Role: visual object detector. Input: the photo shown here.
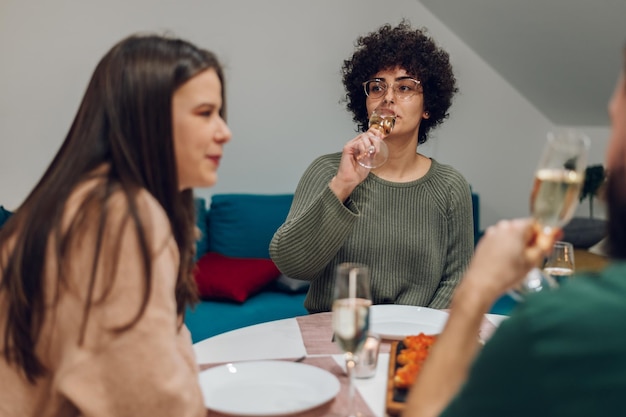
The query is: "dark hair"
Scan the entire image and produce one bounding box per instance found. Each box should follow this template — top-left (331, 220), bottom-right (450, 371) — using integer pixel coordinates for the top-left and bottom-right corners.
top-left (341, 20), bottom-right (458, 145)
top-left (0, 34), bottom-right (225, 382)
top-left (607, 46), bottom-right (626, 259)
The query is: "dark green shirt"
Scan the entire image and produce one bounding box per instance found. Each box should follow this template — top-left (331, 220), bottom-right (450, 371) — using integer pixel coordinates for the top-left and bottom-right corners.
top-left (442, 262), bottom-right (626, 416)
top-left (269, 154), bottom-right (474, 313)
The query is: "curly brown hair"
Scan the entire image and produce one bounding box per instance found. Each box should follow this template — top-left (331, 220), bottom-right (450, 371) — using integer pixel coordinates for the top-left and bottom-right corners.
top-left (341, 20), bottom-right (458, 144)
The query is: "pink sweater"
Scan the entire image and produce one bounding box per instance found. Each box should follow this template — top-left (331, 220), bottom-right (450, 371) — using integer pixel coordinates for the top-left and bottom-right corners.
top-left (0, 179), bottom-right (206, 417)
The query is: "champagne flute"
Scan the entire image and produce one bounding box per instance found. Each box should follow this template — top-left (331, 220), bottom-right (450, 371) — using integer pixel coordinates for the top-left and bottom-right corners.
top-left (355, 107), bottom-right (395, 169)
top-left (543, 241), bottom-right (575, 285)
top-left (509, 130), bottom-right (590, 300)
top-left (332, 263), bottom-right (372, 417)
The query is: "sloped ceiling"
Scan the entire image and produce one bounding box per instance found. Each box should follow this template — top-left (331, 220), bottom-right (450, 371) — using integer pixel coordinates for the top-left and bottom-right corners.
top-left (419, 0), bottom-right (626, 126)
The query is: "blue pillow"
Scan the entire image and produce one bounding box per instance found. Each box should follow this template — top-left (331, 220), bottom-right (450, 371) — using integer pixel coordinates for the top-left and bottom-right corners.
top-left (0, 206), bottom-right (13, 229)
top-left (471, 190), bottom-right (481, 245)
top-left (489, 293), bottom-right (518, 315)
top-left (194, 198), bottom-right (209, 261)
top-left (207, 194), bottom-right (293, 259)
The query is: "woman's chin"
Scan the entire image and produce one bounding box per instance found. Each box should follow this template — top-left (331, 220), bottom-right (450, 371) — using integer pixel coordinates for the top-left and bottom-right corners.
top-left (178, 173), bottom-right (217, 191)
top-left (199, 172), bottom-right (218, 189)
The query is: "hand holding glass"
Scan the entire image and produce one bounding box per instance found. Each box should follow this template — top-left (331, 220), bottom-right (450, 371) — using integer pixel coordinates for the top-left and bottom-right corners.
top-left (354, 107), bottom-right (395, 169)
top-left (509, 130), bottom-right (589, 300)
top-left (356, 77), bottom-right (422, 169)
top-left (332, 263), bottom-right (372, 417)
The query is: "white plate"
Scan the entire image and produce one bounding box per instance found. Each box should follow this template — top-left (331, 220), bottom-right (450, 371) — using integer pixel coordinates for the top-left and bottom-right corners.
top-left (486, 313), bottom-right (509, 327)
top-left (370, 304), bottom-right (448, 340)
top-left (199, 360), bottom-right (340, 416)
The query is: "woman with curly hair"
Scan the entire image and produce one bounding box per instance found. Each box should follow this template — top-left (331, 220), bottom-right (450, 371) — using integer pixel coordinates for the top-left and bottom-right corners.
top-left (270, 21), bottom-right (474, 312)
top-left (0, 34), bottom-right (231, 416)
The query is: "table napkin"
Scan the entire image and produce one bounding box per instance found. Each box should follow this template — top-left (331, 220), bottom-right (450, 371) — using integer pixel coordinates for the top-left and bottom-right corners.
top-left (296, 314), bottom-right (341, 355)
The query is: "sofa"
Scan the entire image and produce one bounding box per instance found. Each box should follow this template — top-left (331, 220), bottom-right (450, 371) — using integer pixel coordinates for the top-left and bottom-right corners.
top-left (186, 190), bottom-right (489, 343)
top-left (187, 193), bottom-right (309, 343)
top-left (0, 207), bottom-right (11, 230)
top-left (1, 189), bottom-right (504, 345)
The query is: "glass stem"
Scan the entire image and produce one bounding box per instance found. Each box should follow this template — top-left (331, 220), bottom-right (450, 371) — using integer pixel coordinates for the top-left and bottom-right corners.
top-left (346, 352), bottom-right (357, 417)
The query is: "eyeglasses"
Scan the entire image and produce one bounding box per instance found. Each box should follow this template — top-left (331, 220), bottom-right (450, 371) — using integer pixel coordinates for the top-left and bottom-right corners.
top-left (362, 78), bottom-right (422, 100)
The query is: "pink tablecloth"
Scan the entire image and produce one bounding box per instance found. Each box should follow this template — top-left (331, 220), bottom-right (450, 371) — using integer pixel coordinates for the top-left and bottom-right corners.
top-left (296, 311), bottom-right (497, 353)
top-left (296, 312), bottom-right (392, 355)
top-left (200, 310), bottom-right (498, 417)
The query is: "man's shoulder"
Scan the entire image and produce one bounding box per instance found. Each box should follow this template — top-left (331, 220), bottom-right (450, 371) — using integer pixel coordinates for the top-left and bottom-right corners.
top-left (519, 263), bottom-right (626, 337)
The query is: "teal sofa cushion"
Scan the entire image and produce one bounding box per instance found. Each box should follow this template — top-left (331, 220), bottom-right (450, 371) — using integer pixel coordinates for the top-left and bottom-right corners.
top-left (489, 293), bottom-right (518, 315)
top-left (471, 192), bottom-right (482, 245)
top-left (0, 206), bottom-right (12, 229)
top-left (207, 193), bottom-right (293, 259)
top-left (186, 291), bottom-right (307, 343)
top-left (194, 198), bottom-right (209, 261)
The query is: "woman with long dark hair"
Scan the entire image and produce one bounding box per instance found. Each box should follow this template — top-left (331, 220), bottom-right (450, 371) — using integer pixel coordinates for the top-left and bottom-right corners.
top-left (0, 34), bottom-right (231, 416)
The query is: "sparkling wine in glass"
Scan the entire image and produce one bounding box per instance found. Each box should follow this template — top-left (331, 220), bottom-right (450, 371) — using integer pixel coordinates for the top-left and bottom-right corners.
top-left (332, 263), bottom-right (372, 417)
top-left (509, 130), bottom-right (589, 301)
top-left (355, 107), bottom-right (395, 169)
top-left (543, 241), bottom-right (575, 285)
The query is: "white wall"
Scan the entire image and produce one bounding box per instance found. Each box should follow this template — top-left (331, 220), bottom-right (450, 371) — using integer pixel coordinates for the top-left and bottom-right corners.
top-left (0, 0), bottom-right (610, 229)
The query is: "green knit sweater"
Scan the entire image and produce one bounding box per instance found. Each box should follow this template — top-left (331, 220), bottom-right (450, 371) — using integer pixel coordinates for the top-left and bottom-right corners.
top-left (269, 153), bottom-right (474, 313)
top-left (441, 263), bottom-right (626, 417)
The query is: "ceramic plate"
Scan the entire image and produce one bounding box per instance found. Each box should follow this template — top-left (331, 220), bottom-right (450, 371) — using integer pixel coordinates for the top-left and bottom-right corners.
top-left (485, 313), bottom-right (509, 327)
top-left (199, 360), bottom-right (340, 416)
top-left (370, 304), bottom-right (448, 340)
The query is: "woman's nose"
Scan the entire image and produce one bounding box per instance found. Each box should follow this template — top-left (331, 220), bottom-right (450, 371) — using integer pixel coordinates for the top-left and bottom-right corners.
top-left (216, 118), bottom-right (232, 143)
top-left (383, 86), bottom-right (396, 103)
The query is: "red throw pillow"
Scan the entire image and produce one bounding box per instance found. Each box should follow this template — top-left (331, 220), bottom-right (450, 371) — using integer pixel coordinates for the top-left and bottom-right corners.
top-left (194, 252), bottom-right (281, 302)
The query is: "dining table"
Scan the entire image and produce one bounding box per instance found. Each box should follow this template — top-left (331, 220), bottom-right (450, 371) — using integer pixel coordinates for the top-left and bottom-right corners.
top-left (194, 308), bottom-right (506, 417)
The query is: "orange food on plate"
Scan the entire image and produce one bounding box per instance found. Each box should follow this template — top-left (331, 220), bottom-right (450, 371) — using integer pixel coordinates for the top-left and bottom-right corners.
top-left (394, 361), bottom-right (422, 389)
top-left (393, 333), bottom-right (437, 389)
top-left (403, 333), bottom-right (437, 350)
top-left (396, 347), bottom-right (429, 365)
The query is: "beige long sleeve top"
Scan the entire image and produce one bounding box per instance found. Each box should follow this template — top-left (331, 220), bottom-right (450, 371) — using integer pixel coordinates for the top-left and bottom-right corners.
top-left (0, 178), bottom-right (205, 417)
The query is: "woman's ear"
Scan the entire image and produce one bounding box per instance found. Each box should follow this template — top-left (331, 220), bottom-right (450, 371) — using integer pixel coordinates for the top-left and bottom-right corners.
top-left (423, 111), bottom-right (430, 119)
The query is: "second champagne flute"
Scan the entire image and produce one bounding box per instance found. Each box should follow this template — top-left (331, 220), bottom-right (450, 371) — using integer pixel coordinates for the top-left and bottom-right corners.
top-left (332, 263), bottom-right (372, 417)
top-left (543, 241), bottom-right (575, 285)
top-left (509, 130), bottom-right (590, 300)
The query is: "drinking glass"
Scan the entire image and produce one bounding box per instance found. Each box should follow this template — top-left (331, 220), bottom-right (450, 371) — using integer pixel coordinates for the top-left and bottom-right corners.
top-left (509, 130), bottom-right (590, 300)
top-left (354, 106), bottom-right (395, 169)
top-left (332, 263), bottom-right (372, 417)
top-left (543, 241), bottom-right (575, 285)
top-left (354, 333), bottom-right (381, 379)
